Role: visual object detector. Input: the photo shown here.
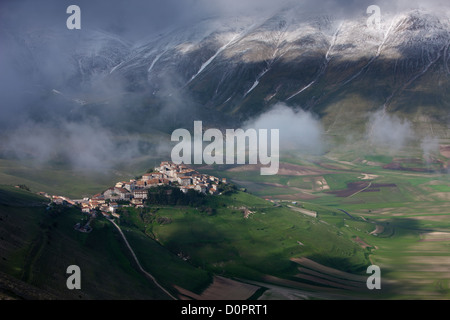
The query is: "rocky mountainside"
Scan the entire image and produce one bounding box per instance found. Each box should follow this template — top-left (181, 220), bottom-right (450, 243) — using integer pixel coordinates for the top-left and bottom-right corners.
top-left (115, 8), bottom-right (449, 133)
top-left (7, 7), bottom-right (450, 136)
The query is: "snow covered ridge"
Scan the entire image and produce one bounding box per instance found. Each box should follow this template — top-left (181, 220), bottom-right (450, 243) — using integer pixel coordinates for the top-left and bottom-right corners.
top-left (105, 9), bottom-right (449, 95)
top-left (11, 8), bottom-right (449, 121)
top-left (17, 9), bottom-right (449, 83)
top-left (123, 9), bottom-right (448, 65)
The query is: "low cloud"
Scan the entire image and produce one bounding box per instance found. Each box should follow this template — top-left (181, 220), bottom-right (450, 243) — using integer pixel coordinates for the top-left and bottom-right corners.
top-left (420, 136), bottom-right (440, 161)
top-left (366, 110), bottom-right (414, 150)
top-left (4, 119), bottom-right (142, 171)
top-left (244, 103), bottom-right (325, 154)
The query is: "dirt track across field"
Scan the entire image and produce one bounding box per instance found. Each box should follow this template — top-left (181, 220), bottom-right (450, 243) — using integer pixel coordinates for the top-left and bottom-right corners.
top-left (287, 205), bottom-right (317, 218)
top-left (174, 276), bottom-right (261, 300)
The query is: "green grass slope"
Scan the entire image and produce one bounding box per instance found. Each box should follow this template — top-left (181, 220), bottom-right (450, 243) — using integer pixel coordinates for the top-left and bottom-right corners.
top-left (0, 185), bottom-right (208, 299)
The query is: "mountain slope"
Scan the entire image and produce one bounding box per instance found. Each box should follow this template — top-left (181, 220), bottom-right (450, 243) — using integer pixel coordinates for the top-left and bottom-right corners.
top-left (3, 8), bottom-right (449, 137)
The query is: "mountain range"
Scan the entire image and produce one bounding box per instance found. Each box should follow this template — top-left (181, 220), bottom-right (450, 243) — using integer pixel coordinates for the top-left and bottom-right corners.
top-left (4, 7), bottom-right (450, 137)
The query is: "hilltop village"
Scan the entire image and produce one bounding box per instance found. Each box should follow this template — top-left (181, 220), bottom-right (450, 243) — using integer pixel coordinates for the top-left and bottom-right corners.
top-left (44, 161), bottom-right (228, 224)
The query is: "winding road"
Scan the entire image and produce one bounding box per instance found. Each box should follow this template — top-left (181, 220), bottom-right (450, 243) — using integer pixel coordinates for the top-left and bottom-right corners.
top-left (108, 219), bottom-right (177, 300)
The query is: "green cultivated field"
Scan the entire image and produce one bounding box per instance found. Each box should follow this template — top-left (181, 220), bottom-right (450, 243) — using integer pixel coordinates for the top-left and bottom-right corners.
top-left (199, 143), bottom-right (450, 299)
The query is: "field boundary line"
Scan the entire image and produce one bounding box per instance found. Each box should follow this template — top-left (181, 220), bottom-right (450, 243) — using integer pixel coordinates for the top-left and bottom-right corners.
top-left (348, 182), bottom-right (372, 198)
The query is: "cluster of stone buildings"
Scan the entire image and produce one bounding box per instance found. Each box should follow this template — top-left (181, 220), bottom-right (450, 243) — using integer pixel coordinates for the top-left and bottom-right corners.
top-left (101, 161), bottom-right (226, 200)
top-left (79, 196), bottom-right (121, 218)
top-left (75, 161), bottom-right (227, 217)
top-left (154, 161), bottom-right (226, 194)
